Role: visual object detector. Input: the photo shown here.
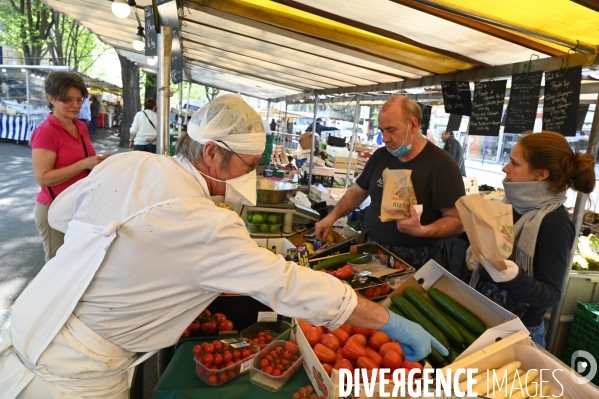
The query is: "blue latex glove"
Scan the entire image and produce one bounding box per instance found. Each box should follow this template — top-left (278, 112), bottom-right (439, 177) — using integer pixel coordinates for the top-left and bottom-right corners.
top-left (380, 307), bottom-right (449, 361)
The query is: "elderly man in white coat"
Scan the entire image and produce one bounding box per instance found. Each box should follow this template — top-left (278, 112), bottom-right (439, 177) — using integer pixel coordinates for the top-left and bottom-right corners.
top-left (0, 94), bottom-right (447, 398)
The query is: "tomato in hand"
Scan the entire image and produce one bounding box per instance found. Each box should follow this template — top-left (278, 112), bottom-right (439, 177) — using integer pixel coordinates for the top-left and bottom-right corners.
top-left (319, 333), bottom-right (340, 352)
top-left (218, 320), bottom-right (234, 332)
top-left (200, 321), bottom-right (217, 335)
top-left (313, 343), bottom-right (336, 364)
top-left (368, 331), bottom-right (391, 349)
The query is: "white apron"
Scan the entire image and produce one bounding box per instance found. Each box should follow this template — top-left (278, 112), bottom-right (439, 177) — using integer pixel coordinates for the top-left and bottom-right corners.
top-left (0, 198), bottom-right (185, 399)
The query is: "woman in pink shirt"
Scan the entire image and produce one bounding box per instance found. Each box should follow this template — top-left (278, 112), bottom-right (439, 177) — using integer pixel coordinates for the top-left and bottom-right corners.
top-left (31, 72), bottom-right (110, 262)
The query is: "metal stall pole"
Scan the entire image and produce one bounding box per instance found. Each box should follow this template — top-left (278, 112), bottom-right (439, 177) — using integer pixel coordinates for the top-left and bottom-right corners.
top-left (283, 102), bottom-right (288, 148)
top-left (24, 70), bottom-right (30, 146)
top-left (458, 120), bottom-right (470, 172)
top-left (156, 26), bottom-right (172, 156)
top-left (546, 95), bottom-right (599, 352)
top-left (345, 100), bottom-right (361, 188)
top-left (177, 82), bottom-right (183, 138)
top-left (307, 97), bottom-right (319, 189)
top-left (266, 101), bottom-right (271, 130)
top-left (184, 81), bottom-right (192, 125)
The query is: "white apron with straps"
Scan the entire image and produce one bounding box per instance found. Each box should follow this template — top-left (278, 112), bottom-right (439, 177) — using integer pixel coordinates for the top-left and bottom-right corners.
top-left (0, 198), bottom-right (184, 399)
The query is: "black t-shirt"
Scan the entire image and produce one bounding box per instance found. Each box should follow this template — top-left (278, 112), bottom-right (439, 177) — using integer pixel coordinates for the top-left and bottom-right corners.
top-left (477, 206), bottom-right (575, 327)
top-left (356, 141), bottom-right (466, 248)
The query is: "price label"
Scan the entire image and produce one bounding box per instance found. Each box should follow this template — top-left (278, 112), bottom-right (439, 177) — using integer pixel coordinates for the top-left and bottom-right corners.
top-left (463, 176), bottom-right (479, 196)
top-left (240, 359), bottom-right (252, 374)
top-left (257, 311), bottom-right (278, 322)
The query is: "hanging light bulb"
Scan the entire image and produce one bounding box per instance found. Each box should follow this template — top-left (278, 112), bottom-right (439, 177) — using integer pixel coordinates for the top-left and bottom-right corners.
top-left (112, 0), bottom-right (131, 18)
top-left (132, 26), bottom-right (145, 51)
top-left (147, 56), bottom-right (157, 66)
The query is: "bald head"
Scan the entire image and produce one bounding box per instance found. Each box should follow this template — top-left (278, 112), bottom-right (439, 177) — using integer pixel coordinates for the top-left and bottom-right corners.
top-left (381, 95), bottom-right (422, 125)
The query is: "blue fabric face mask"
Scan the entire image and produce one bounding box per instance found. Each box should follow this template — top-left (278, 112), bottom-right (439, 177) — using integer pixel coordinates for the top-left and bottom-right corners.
top-left (386, 124), bottom-right (413, 158)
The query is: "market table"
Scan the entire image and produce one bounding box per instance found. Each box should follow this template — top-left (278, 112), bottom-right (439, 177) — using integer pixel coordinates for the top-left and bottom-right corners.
top-left (153, 340), bottom-right (313, 399)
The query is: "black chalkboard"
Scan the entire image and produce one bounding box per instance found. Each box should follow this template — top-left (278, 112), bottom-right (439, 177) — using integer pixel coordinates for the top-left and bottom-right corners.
top-left (504, 71), bottom-right (542, 133)
top-left (542, 65), bottom-right (582, 136)
top-left (446, 114), bottom-right (462, 132)
top-left (157, 0), bottom-right (180, 28)
top-left (144, 6), bottom-right (157, 57)
top-left (469, 80), bottom-right (507, 136)
top-left (577, 104), bottom-right (590, 131)
top-left (171, 28), bottom-right (183, 84)
top-left (418, 102), bottom-right (431, 135)
top-left (441, 81), bottom-right (472, 116)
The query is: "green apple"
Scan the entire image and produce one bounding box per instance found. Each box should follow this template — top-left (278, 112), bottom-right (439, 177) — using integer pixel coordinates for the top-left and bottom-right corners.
top-left (252, 214), bottom-right (264, 224)
top-left (266, 215), bottom-right (278, 225)
top-left (260, 224), bottom-right (270, 234)
top-left (270, 225), bottom-right (280, 234)
top-left (249, 224), bottom-right (260, 233)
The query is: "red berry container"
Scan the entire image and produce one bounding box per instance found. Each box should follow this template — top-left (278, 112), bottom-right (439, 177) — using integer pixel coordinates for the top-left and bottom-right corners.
top-left (194, 340), bottom-right (260, 386)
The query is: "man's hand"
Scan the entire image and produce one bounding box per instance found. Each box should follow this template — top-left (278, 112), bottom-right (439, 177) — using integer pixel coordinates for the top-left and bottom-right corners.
top-left (396, 204), bottom-right (424, 237)
top-left (315, 216), bottom-right (334, 242)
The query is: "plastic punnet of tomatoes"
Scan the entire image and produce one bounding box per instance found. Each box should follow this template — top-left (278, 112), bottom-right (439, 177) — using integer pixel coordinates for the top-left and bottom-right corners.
top-left (249, 339), bottom-right (304, 392)
top-left (239, 320), bottom-right (292, 349)
top-left (194, 338), bottom-right (260, 386)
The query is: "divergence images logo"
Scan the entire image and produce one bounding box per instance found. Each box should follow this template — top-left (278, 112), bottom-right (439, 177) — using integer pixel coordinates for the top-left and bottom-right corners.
top-left (571, 350), bottom-right (597, 384)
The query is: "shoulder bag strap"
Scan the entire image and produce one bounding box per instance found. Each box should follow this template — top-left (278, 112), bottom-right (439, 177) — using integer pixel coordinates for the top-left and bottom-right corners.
top-left (46, 130), bottom-right (90, 200)
top-left (142, 111), bottom-right (156, 130)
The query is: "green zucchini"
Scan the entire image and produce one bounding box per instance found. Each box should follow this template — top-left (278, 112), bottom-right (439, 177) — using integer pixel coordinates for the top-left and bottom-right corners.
top-left (427, 348), bottom-right (448, 368)
top-left (427, 288), bottom-right (487, 336)
top-left (441, 310), bottom-right (479, 347)
top-left (388, 304), bottom-right (406, 318)
top-left (446, 343), bottom-right (464, 364)
top-left (404, 288), bottom-right (464, 347)
top-left (312, 253), bottom-right (364, 271)
top-left (391, 295), bottom-right (450, 349)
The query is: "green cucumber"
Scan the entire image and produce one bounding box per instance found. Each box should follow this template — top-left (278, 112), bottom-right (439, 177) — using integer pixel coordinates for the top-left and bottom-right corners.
top-left (404, 288), bottom-right (464, 347)
top-left (427, 288), bottom-right (487, 336)
top-left (441, 310), bottom-right (479, 347)
top-left (389, 304), bottom-right (406, 318)
top-left (427, 348), bottom-right (448, 368)
top-left (312, 253), bottom-right (364, 271)
top-left (391, 295), bottom-right (450, 349)
top-left (446, 343), bottom-right (464, 364)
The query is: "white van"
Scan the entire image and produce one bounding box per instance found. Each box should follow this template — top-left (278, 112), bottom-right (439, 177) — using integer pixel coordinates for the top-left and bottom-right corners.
top-left (332, 121), bottom-right (367, 141)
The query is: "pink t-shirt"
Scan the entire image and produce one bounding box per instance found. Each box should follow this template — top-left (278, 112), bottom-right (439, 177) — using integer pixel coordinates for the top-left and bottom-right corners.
top-left (31, 113), bottom-right (96, 204)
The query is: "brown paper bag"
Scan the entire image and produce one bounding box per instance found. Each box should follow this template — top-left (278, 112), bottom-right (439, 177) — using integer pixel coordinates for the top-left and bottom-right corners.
top-left (380, 168), bottom-right (417, 222)
top-left (455, 195), bottom-right (513, 271)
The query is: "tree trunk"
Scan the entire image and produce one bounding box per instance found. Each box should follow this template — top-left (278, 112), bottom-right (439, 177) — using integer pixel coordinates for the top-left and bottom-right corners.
top-left (144, 72), bottom-right (157, 100)
top-left (118, 54), bottom-right (141, 148)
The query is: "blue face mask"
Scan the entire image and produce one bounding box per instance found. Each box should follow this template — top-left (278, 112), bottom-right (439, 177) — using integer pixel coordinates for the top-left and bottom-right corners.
top-left (386, 124), bottom-right (414, 158)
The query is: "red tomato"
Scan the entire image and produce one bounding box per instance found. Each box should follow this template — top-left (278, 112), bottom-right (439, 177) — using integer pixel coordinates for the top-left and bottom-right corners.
top-left (252, 338), bottom-right (260, 344)
top-left (402, 360), bottom-right (423, 377)
top-left (219, 373), bottom-right (228, 384)
top-left (203, 343), bottom-right (215, 354)
top-left (378, 342), bottom-right (403, 358)
top-left (283, 340), bottom-right (298, 352)
top-left (202, 309), bottom-right (212, 316)
top-left (264, 366), bottom-right (274, 375)
top-left (321, 363), bottom-right (333, 376)
top-left (364, 287), bottom-right (379, 299)
top-left (335, 349), bottom-right (343, 363)
top-left (365, 347), bottom-right (383, 366)
top-left (333, 358), bottom-right (354, 373)
top-left (203, 353), bottom-right (214, 366)
top-left (379, 282), bottom-right (392, 295)
top-left (189, 322), bottom-right (201, 334)
top-left (347, 333), bottom-right (367, 347)
top-left (213, 313), bottom-right (227, 324)
top-left (213, 353), bottom-right (223, 365)
top-left (319, 333), bottom-right (340, 352)
top-left (207, 374), bottom-right (217, 386)
top-left (181, 328), bottom-right (190, 337)
top-left (341, 339), bottom-right (368, 360)
top-left (350, 326), bottom-right (372, 336)
top-left (260, 359), bottom-right (269, 368)
top-left (382, 350), bottom-right (403, 370)
top-left (273, 369), bottom-right (282, 376)
top-left (213, 340), bottom-right (223, 351)
top-left (218, 320), bottom-right (234, 332)
top-left (356, 356), bottom-right (378, 370)
top-left (222, 351), bottom-right (232, 363)
top-left (241, 348), bottom-right (251, 359)
top-left (313, 343), bottom-right (336, 364)
top-left (265, 334), bottom-right (273, 343)
top-left (200, 321), bottom-right (217, 335)
top-left (306, 326), bottom-right (324, 347)
top-left (298, 319), bottom-right (314, 335)
top-left (333, 264), bottom-right (354, 279)
top-left (339, 324), bottom-right (352, 334)
top-left (368, 332), bottom-right (391, 350)
top-left (224, 360), bottom-right (234, 368)
top-left (193, 345), bottom-right (202, 355)
top-left (228, 371), bottom-right (236, 380)
top-left (232, 349), bottom-right (240, 359)
top-left (331, 328), bottom-right (350, 346)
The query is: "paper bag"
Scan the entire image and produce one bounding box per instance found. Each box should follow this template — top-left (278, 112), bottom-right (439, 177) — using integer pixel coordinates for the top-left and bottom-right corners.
top-left (455, 195), bottom-right (513, 271)
top-left (380, 168), bottom-right (417, 222)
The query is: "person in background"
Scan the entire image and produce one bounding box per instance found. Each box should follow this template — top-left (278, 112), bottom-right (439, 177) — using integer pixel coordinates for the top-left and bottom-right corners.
top-left (77, 97), bottom-right (91, 132)
top-left (129, 98), bottom-right (158, 153)
top-left (316, 95), bottom-right (465, 269)
top-left (270, 118), bottom-right (276, 132)
top-left (470, 131), bottom-right (595, 348)
top-left (441, 130), bottom-right (466, 176)
top-left (89, 95), bottom-right (100, 134)
top-left (0, 94), bottom-right (446, 397)
top-left (305, 117), bottom-right (338, 136)
top-left (30, 72), bottom-right (111, 262)
top-left (114, 100), bottom-right (123, 128)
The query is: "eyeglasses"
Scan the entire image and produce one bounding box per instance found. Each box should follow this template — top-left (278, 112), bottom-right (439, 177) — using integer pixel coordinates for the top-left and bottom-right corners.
top-left (59, 97), bottom-right (85, 105)
top-left (216, 140), bottom-right (258, 172)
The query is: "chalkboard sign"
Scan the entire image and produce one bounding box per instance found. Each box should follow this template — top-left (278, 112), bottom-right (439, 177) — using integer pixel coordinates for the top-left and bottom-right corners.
top-left (542, 65), bottom-right (582, 136)
top-left (446, 114), bottom-right (462, 132)
top-left (577, 104), bottom-right (590, 131)
top-left (171, 28), bottom-right (183, 84)
top-left (144, 6), bottom-right (157, 57)
top-left (418, 102), bottom-right (431, 135)
top-left (157, 0), bottom-right (179, 28)
top-left (504, 71), bottom-right (542, 133)
top-left (441, 81), bottom-right (472, 116)
top-left (469, 80), bottom-right (507, 136)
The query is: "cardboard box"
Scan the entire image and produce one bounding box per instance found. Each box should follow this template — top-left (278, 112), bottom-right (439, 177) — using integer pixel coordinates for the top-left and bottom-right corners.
top-left (253, 237), bottom-right (296, 255)
top-left (381, 260), bottom-right (528, 361)
top-left (443, 331), bottom-right (599, 398)
top-left (288, 228), bottom-right (354, 259)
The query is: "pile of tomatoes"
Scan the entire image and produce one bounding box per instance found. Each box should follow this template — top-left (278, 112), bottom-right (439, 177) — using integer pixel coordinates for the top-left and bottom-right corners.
top-left (246, 330), bottom-right (275, 346)
top-left (362, 282), bottom-right (392, 299)
top-left (298, 319), bottom-right (423, 382)
top-left (182, 309), bottom-right (234, 337)
top-left (292, 385), bottom-right (320, 399)
top-left (257, 339), bottom-right (301, 377)
top-left (194, 340), bottom-right (256, 386)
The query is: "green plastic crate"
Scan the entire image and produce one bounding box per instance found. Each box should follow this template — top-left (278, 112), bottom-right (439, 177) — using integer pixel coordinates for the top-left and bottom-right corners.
top-left (563, 302), bottom-right (599, 386)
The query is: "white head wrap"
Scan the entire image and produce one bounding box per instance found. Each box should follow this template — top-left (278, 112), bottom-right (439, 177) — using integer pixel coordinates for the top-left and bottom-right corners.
top-left (186, 94), bottom-right (266, 155)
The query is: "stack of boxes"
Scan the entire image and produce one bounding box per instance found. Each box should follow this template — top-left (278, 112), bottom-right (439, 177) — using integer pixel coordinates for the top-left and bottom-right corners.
top-left (325, 146), bottom-right (357, 188)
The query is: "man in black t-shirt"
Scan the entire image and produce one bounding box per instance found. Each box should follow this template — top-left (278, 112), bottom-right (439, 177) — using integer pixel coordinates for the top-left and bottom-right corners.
top-left (315, 96), bottom-right (465, 268)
